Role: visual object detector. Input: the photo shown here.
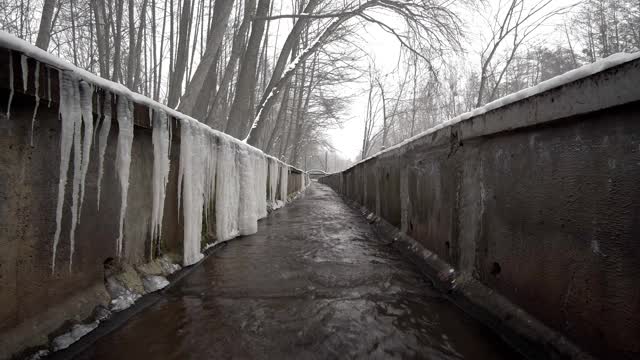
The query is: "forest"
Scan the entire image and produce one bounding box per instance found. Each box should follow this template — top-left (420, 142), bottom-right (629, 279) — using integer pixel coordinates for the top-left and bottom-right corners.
top-left (2, 0), bottom-right (639, 169)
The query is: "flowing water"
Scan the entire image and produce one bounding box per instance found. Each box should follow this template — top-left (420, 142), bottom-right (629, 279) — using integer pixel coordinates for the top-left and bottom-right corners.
top-left (71, 183), bottom-right (520, 359)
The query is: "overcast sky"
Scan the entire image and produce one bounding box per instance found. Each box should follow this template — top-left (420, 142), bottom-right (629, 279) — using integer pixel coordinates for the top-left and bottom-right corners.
top-left (327, 0), bottom-right (579, 160)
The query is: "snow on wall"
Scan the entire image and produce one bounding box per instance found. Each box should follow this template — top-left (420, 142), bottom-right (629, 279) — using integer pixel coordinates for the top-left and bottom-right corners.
top-left (341, 50), bottom-right (640, 173)
top-left (0, 32), bottom-right (309, 270)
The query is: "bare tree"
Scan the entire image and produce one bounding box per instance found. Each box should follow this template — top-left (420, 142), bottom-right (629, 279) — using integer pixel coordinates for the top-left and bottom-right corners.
top-left (178, 0), bottom-right (235, 116)
top-left (476, 0), bottom-right (571, 106)
top-left (225, 0), bottom-right (271, 138)
top-left (246, 0), bottom-right (463, 146)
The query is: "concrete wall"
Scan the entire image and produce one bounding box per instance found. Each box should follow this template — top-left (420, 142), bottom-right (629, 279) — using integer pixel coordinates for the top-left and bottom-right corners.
top-left (321, 59), bottom-right (640, 359)
top-left (0, 49), bottom-right (306, 357)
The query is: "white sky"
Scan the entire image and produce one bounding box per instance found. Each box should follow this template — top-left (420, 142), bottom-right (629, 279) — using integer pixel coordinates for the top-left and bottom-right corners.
top-left (326, 0), bottom-right (579, 160)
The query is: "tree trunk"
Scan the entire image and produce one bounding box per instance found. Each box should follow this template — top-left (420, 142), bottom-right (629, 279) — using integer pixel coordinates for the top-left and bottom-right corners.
top-left (178, 0), bottom-right (234, 115)
top-left (206, 0), bottom-right (254, 128)
top-left (256, 0), bottom-right (322, 112)
top-left (167, 0), bottom-right (193, 108)
top-left (112, 0), bottom-right (125, 82)
top-left (35, 0), bottom-right (57, 50)
top-left (246, 2), bottom-right (377, 145)
top-left (225, 0), bottom-right (271, 138)
top-left (190, 48), bottom-right (220, 121)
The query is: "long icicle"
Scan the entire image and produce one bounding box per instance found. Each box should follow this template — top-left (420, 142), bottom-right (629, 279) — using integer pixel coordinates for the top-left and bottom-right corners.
top-left (20, 54), bottom-right (28, 92)
top-left (68, 76), bottom-right (83, 272)
top-left (96, 92), bottom-right (112, 210)
top-left (6, 51), bottom-right (13, 119)
top-left (51, 70), bottom-right (74, 273)
top-left (30, 61), bottom-right (40, 146)
top-left (151, 109), bottom-right (171, 258)
top-left (115, 95), bottom-right (134, 257)
top-left (77, 81), bottom-right (94, 215)
top-left (47, 66), bottom-right (52, 107)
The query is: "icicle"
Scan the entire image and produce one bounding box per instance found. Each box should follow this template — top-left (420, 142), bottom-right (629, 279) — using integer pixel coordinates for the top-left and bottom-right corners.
top-left (268, 158), bottom-right (278, 206)
top-left (20, 54), bottom-right (28, 92)
top-left (96, 93), bottom-right (112, 210)
top-left (96, 92), bottom-right (102, 119)
top-left (178, 119), bottom-right (207, 266)
top-left (215, 136), bottom-right (240, 242)
top-left (6, 51), bottom-right (13, 119)
top-left (93, 91), bottom-right (101, 144)
top-left (168, 116), bottom-right (173, 154)
top-left (151, 109), bottom-right (171, 258)
top-left (259, 155), bottom-right (268, 218)
top-left (68, 76), bottom-right (83, 272)
top-left (202, 130), bottom-right (218, 232)
top-left (30, 61), bottom-right (40, 146)
top-left (77, 81), bottom-right (94, 215)
top-left (51, 71), bottom-right (75, 273)
top-left (252, 152), bottom-right (268, 220)
top-left (115, 95), bottom-right (134, 257)
top-left (237, 147), bottom-right (257, 235)
top-left (47, 66), bottom-right (52, 107)
top-left (280, 164), bottom-right (289, 202)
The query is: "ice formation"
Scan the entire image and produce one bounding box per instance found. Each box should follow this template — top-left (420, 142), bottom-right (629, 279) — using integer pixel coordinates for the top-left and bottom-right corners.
top-left (78, 81), bottom-right (94, 214)
top-left (67, 76), bottom-right (83, 272)
top-left (51, 71), bottom-right (75, 273)
top-left (268, 157), bottom-right (279, 205)
top-left (30, 61), bottom-right (40, 146)
top-left (20, 54), bottom-right (28, 92)
top-left (280, 163), bottom-right (289, 202)
top-left (0, 33), bottom-right (310, 272)
top-left (47, 66), bottom-right (52, 107)
top-left (254, 153), bottom-right (268, 219)
top-left (96, 92), bottom-right (112, 210)
top-left (177, 119), bottom-right (208, 265)
top-left (150, 109), bottom-right (171, 256)
top-left (6, 51), bottom-right (13, 118)
top-left (115, 95), bottom-right (134, 257)
top-left (52, 71), bottom-right (93, 272)
top-left (215, 135), bottom-right (240, 242)
top-left (238, 147), bottom-right (258, 235)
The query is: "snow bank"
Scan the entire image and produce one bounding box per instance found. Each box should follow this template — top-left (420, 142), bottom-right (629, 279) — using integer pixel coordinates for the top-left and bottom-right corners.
top-left (0, 31), bottom-right (309, 270)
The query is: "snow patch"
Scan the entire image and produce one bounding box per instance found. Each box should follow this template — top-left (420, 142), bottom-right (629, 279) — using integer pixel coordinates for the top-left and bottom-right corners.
top-left (109, 291), bottom-right (141, 312)
top-left (142, 275), bottom-right (170, 293)
top-left (51, 321), bottom-right (98, 351)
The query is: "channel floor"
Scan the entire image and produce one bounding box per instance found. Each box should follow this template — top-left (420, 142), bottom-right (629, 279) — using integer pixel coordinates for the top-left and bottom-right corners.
top-left (71, 183), bottom-right (520, 360)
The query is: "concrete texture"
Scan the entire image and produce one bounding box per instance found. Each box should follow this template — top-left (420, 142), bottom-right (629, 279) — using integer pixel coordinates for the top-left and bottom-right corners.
top-left (0, 49), bottom-right (306, 358)
top-left (321, 58), bottom-right (640, 359)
